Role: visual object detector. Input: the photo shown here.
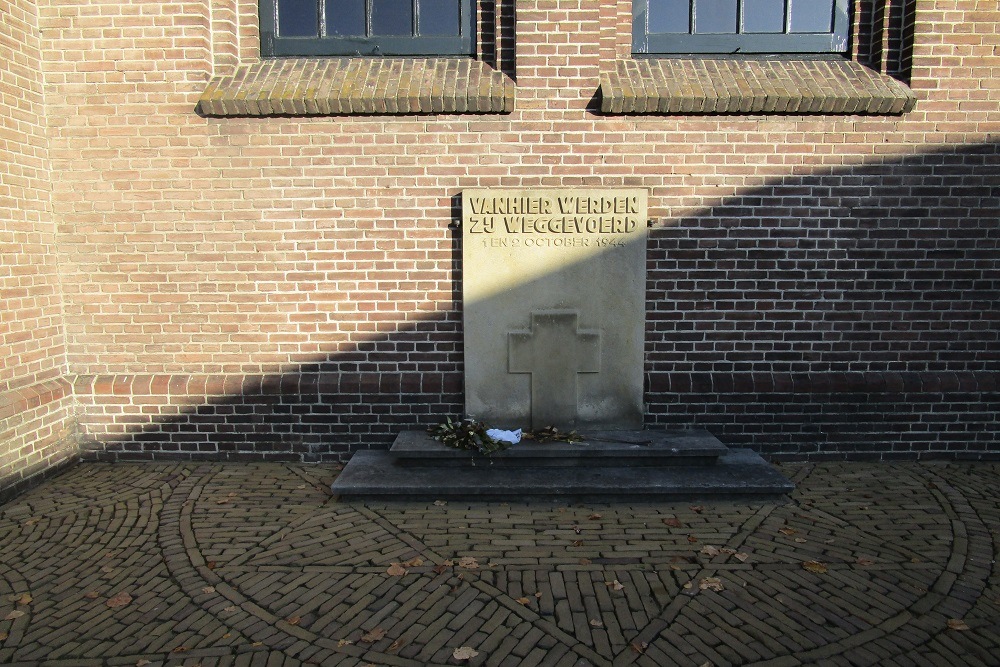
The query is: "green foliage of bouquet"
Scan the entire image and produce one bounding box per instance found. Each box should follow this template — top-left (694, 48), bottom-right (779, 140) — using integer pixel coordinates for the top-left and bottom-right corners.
top-left (427, 417), bottom-right (511, 455)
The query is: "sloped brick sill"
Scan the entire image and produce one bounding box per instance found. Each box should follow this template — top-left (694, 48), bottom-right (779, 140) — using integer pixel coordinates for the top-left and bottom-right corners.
top-left (600, 58), bottom-right (916, 115)
top-left (197, 58), bottom-right (515, 116)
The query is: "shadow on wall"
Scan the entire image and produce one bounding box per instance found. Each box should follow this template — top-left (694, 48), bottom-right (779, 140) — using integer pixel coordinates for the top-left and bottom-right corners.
top-left (82, 141), bottom-right (999, 463)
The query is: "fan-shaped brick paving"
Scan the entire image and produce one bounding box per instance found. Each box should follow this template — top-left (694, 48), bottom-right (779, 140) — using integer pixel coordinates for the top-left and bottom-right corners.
top-left (1, 461), bottom-right (999, 666)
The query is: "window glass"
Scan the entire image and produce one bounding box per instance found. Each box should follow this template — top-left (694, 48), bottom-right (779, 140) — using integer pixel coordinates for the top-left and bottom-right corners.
top-left (420, 0), bottom-right (461, 36)
top-left (372, 0), bottom-right (414, 36)
top-left (649, 0), bottom-right (690, 34)
top-left (742, 0), bottom-right (785, 33)
top-left (279, 0), bottom-right (319, 37)
top-left (327, 0), bottom-right (366, 36)
top-left (789, 0), bottom-right (832, 32)
top-left (693, 0), bottom-right (737, 34)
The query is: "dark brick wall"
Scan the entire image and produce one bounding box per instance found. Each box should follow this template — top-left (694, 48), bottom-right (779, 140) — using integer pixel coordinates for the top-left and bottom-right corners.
top-left (645, 143), bottom-right (1000, 459)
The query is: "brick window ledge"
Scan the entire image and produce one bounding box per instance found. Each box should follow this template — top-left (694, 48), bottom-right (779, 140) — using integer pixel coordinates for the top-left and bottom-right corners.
top-left (600, 58), bottom-right (916, 115)
top-left (197, 58), bottom-right (515, 117)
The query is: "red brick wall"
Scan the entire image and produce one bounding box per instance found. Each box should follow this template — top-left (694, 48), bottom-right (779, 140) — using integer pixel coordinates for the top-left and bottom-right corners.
top-left (3, 0), bottom-right (997, 471)
top-left (0, 0), bottom-right (76, 497)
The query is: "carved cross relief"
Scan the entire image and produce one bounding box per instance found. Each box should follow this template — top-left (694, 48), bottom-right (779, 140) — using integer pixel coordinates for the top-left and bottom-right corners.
top-left (508, 310), bottom-right (601, 429)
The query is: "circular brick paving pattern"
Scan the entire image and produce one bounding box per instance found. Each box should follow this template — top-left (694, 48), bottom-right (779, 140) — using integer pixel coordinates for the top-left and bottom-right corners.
top-left (1, 461), bottom-right (999, 666)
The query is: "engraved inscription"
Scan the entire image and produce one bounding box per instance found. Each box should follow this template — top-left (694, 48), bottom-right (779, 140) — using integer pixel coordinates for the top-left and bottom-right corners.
top-left (465, 192), bottom-right (643, 245)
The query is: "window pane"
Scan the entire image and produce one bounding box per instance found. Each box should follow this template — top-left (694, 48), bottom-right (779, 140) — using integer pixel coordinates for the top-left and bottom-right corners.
top-left (278, 0), bottom-right (319, 37)
top-left (648, 0), bottom-right (690, 34)
top-left (742, 0), bottom-right (785, 33)
top-left (326, 0), bottom-right (366, 36)
top-left (789, 0), bottom-right (833, 32)
top-left (419, 0), bottom-right (460, 35)
top-left (371, 0), bottom-right (414, 35)
top-left (694, 0), bottom-right (737, 34)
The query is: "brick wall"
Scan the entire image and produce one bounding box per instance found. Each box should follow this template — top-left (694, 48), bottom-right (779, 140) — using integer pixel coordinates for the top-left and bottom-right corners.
top-left (1, 0), bottom-right (996, 475)
top-left (0, 0), bottom-right (76, 498)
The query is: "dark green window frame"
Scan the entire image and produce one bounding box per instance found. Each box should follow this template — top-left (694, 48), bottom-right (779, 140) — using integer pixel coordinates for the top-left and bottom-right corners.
top-left (260, 0), bottom-right (475, 57)
top-left (633, 0), bottom-right (850, 55)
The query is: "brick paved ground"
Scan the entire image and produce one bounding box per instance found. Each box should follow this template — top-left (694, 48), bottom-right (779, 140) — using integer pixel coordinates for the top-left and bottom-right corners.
top-left (1, 461), bottom-right (998, 666)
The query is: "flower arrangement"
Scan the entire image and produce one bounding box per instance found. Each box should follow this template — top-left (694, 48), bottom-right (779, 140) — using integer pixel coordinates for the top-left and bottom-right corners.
top-left (427, 418), bottom-right (584, 455)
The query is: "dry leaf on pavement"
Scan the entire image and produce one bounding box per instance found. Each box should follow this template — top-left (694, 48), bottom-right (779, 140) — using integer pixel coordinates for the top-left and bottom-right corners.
top-left (699, 577), bottom-right (724, 591)
top-left (106, 591), bottom-right (132, 608)
top-left (453, 646), bottom-right (479, 660)
top-left (386, 563), bottom-right (407, 576)
top-left (458, 556), bottom-right (479, 569)
top-left (359, 627), bottom-right (386, 643)
top-left (947, 619), bottom-right (970, 631)
top-left (802, 560), bottom-right (828, 574)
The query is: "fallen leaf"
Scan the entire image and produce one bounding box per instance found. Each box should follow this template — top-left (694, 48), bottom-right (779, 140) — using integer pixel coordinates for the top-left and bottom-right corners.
top-left (386, 563), bottom-right (407, 576)
top-left (0, 631), bottom-right (7, 641)
top-left (911, 557), bottom-right (922, 563)
top-left (589, 619), bottom-right (603, 627)
top-left (337, 639), bottom-right (353, 647)
top-left (22, 517), bottom-right (40, 526)
top-left (856, 556), bottom-right (875, 566)
top-left (223, 606), bottom-right (238, 613)
top-left (663, 518), bottom-right (683, 528)
top-left (588, 513), bottom-right (602, 520)
top-left (606, 580), bottom-right (625, 591)
top-left (251, 641), bottom-right (264, 647)
top-left (84, 590), bottom-right (101, 599)
top-left (721, 548), bottom-right (736, 555)
top-left (778, 528), bottom-right (797, 536)
top-left (287, 616), bottom-right (301, 625)
top-left (403, 557), bottom-right (424, 568)
top-left (734, 552), bottom-right (750, 562)
top-left (682, 582), bottom-right (693, 590)
top-left (458, 556), bottom-right (479, 570)
top-left (534, 592), bottom-right (542, 599)
top-left (201, 586), bottom-right (216, 594)
top-left (171, 646), bottom-right (188, 653)
top-left (687, 535), bottom-right (699, 543)
top-left (206, 561), bottom-right (217, 570)
top-left (135, 661), bottom-right (150, 667)
top-left (3, 610), bottom-right (23, 620)
top-left (572, 540), bottom-right (583, 547)
top-left (434, 500), bottom-right (447, 506)
top-left (947, 618), bottom-right (970, 631)
top-left (630, 641), bottom-right (649, 654)
top-left (689, 505), bottom-right (704, 513)
top-left (101, 566), bottom-right (115, 574)
top-left (433, 564), bottom-right (449, 574)
top-left (16, 593), bottom-right (32, 605)
top-left (794, 537), bottom-right (807, 543)
top-left (106, 591), bottom-right (132, 608)
top-left (700, 545), bottom-right (721, 557)
top-left (388, 639), bottom-right (403, 652)
top-left (579, 558), bottom-right (592, 565)
top-left (360, 627), bottom-right (386, 643)
top-left (699, 577), bottom-right (724, 591)
top-left (516, 597), bottom-right (531, 605)
top-left (222, 633), bottom-right (231, 639)
top-left (802, 560), bottom-right (828, 574)
top-left (453, 646), bottom-right (479, 660)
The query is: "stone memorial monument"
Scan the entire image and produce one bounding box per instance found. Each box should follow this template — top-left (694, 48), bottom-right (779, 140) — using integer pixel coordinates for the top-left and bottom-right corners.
top-left (331, 188), bottom-right (794, 500)
top-left (461, 188), bottom-right (647, 431)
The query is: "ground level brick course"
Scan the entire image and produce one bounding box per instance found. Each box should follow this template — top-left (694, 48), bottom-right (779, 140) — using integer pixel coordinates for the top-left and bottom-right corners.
top-left (1, 460), bottom-right (998, 666)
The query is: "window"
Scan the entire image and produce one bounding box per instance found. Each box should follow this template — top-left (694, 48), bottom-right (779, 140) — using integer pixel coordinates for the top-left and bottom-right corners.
top-left (260, 0), bottom-right (475, 57)
top-left (633, 0), bottom-right (849, 55)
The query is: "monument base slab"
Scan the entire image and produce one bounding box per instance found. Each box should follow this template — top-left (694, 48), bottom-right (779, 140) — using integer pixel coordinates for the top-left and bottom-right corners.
top-left (331, 430), bottom-right (794, 502)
